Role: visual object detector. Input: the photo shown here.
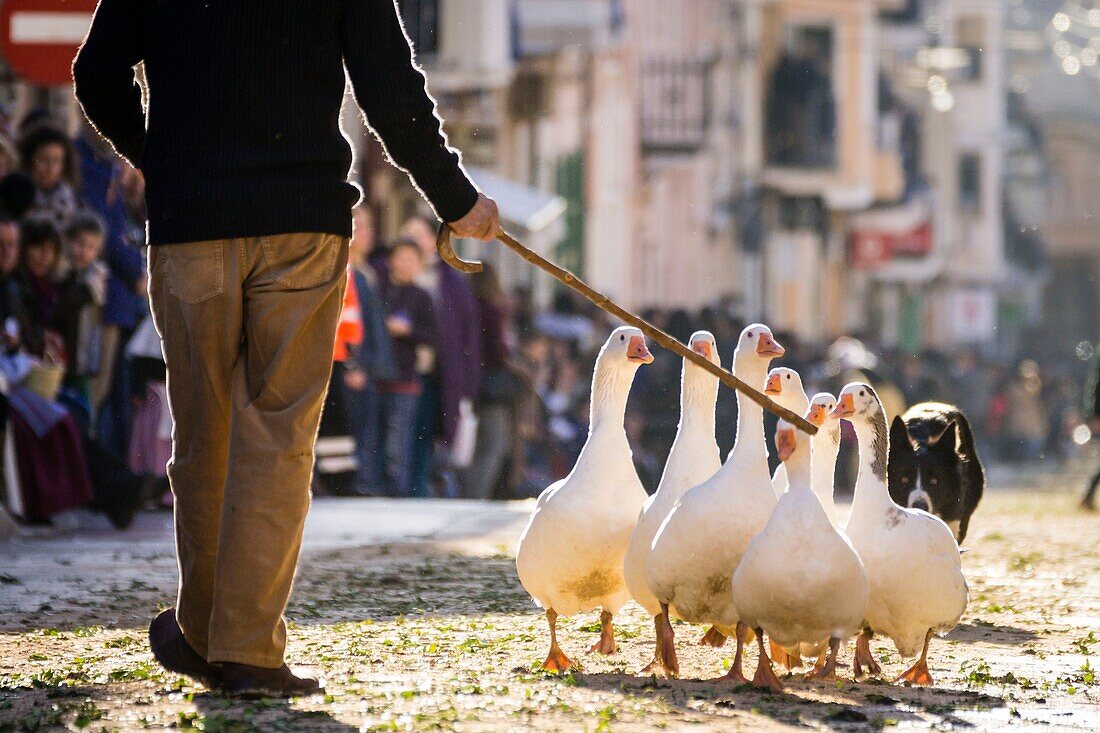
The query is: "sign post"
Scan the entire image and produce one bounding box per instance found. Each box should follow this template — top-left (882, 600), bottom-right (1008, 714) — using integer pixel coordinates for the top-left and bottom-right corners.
top-left (0, 0), bottom-right (97, 87)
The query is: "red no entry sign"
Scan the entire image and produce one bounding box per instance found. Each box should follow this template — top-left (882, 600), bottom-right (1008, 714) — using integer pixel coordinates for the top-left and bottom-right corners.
top-left (0, 0), bottom-right (97, 87)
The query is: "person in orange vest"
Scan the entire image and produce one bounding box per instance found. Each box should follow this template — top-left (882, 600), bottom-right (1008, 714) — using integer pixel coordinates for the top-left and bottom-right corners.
top-left (333, 270), bottom-right (363, 363)
top-left (314, 269), bottom-right (364, 487)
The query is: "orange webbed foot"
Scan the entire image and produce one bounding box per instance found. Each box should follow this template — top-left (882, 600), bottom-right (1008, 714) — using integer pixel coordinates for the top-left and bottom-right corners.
top-left (542, 644), bottom-right (576, 673)
top-left (699, 626), bottom-right (728, 647)
top-left (895, 658), bottom-right (933, 686)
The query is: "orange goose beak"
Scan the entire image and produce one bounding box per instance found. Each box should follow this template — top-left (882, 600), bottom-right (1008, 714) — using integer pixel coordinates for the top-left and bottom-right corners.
top-left (775, 429), bottom-right (797, 462)
top-left (691, 340), bottom-right (713, 360)
top-left (831, 393), bottom-right (856, 419)
top-left (627, 335), bottom-right (654, 364)
top-left (807, 404), bottom-right (829, 426)
top-left (756, 332), bottom-right (785, 358)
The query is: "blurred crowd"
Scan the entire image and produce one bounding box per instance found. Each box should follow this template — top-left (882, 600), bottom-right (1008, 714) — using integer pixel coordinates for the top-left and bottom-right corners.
top-left (0, 114), bottom-right (167, 531)
top-left (0, 112), bottom-right (1095, 533)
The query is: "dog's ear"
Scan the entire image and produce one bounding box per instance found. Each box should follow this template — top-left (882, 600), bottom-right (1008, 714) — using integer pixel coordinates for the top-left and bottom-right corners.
top-left (936, 421), bottom-right (959, 452)
top-left (889, 415), bottom-right (913, 456)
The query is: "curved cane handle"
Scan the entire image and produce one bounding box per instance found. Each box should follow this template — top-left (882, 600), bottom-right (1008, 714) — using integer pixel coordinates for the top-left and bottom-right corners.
top-left (436, 223), bottom-right (484, 274)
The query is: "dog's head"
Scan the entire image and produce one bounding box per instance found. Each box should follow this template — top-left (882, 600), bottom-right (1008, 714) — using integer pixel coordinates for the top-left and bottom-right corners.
top-left (888, 416), bottom-right (964, 534)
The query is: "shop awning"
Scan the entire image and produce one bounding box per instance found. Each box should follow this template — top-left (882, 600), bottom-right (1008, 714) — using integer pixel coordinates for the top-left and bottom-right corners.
top-left (466, 166), bottom-right (567, 249)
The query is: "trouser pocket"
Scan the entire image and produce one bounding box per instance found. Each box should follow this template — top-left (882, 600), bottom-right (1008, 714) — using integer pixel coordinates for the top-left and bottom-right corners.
top-left (259, 232), bottom-right (343, 290)
top-left (157, 241), bottom-right (226, 305)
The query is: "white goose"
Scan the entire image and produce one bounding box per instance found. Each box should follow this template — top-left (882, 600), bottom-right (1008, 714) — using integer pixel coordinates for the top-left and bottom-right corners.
top-left (732, 418), bottom-right (869, 691)
top-left (806, 393), bottom-right (842, 530)
top-left (767, 367), bottom-right (809, 497)
top-left (833, 382), bottom-right (968, 686)
top-left (515, 327), bottom-right (654, 672)
top-left (623, 331), bottom-right (721, 673)
top-left (645, 324), bottom-right (784, 679)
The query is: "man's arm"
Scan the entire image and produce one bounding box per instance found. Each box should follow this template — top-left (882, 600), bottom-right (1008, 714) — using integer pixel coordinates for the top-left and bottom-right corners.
top-left (339, 0), bottom-right (494, 230)
top-left (72, 0), bottom-right (145, 167)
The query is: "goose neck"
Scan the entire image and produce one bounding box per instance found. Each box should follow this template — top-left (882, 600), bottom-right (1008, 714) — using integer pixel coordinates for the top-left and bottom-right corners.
top-left (851, 414), bottom-right (895, 515)
top-left (589, 364), bottom-right (635, 435)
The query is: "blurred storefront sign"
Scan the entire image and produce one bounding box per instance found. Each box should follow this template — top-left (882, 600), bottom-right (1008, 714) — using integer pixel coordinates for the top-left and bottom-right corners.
top-left (948, 287), bottom-right (997, 344)
top-left (849, 200), bottom-right (934, 269)
top-left (0, 0), bottom-right (96, 87)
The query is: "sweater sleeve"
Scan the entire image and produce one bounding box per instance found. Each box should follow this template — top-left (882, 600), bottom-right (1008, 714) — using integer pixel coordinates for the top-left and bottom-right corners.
top-left (339, 0), bottom-right (479, 223)
top-left (72, 0), bottom-right (146, 167)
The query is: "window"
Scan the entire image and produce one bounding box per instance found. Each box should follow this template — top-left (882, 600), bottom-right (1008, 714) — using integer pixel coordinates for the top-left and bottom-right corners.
top-left (397, 0), bottom-right (439, 57)
top-left (959, 153), bottom-right (981, 212)
top-left (955, 15), bottom-right (985, 81)
top-left (765, 25), bottom-right (837, 168)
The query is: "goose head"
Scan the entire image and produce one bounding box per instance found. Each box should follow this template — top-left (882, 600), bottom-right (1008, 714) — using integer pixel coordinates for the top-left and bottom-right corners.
top-left (831, 382), bottom-right (884, 424)
top-left (808, 392), bottom-right (841, 441)
top-left (764, 367), bottom-right (807, 414)
top-left (598, 326), bottom-right (654, 369)
top-left (732, 324), bottom-right (784, 377)
top-left (688, 330), bottom-right (720, 365)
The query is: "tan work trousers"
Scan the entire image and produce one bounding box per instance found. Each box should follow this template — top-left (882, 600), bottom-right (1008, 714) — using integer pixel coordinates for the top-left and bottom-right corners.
top-left (148, 232), bottom-right (348, 667)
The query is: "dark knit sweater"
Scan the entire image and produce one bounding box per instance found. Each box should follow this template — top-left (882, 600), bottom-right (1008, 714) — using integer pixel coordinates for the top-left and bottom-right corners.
top-left (73, 0), bottom-right (478, 246)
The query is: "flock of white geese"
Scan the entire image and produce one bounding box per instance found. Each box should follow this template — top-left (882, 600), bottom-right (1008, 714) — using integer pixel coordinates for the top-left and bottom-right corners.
top-left (515, 324), bottom-right (968, 692)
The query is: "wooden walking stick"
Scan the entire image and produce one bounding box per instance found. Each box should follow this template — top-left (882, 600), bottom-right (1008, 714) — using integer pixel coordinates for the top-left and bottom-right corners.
top-left (437, 224), bottom-right (817, 435)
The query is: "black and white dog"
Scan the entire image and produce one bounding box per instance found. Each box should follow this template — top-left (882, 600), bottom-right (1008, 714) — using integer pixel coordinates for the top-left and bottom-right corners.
top-left (888, 402), bottom-right (984, 543)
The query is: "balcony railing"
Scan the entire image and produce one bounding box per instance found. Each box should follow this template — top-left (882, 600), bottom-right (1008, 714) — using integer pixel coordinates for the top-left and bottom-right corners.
top-left (640, 57), bottom-right (712, 154)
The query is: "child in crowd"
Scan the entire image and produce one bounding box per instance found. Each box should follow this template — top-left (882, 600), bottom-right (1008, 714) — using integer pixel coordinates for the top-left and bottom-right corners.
top-left (60, 212), bottom-right (109, 409)
top-left (376, 239), bottom-right (436, 497)
top-left (14, 215), bottom-right (68, 362)
top-left (18, 126), bottom-right (79, 226)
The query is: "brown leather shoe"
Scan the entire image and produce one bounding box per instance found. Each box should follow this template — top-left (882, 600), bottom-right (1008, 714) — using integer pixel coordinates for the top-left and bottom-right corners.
top-left (148, 608), bottom-right (221, 688)
top-left (219, 662), bottom-right (324, 698)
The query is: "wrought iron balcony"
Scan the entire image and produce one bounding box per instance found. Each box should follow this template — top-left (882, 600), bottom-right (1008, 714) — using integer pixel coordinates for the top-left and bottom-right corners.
top-left (640, 56), bottom-right (712, 154)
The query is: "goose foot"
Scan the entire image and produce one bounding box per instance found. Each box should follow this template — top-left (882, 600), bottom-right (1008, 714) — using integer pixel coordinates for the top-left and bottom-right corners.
top-left (751, 628), bottom-right (784, 693)
top-left (808, 650), bottom-right (827, 676)
top-left (656, 605), bottom-right (679, 678)
top-left (699, 626), bottom-right (728, 647)
top-left (638, 615), bottom-right (673, 677)
top-left (805, 638), bottom-right (840, 682)
top-left (587, 610), bottom-right (616, 655)
top-left (541, 609), bottom-right (576, 673)
top-left (542, 644), bottom-right (576, 673)
top-left (853, 627), bottom-right (882, 677)
top-left (895, 630), bottom-right (934, 686)
top-left (714, 621), bottom-right (750, 684)
top-left (770, 639), bottom-right (802, 671)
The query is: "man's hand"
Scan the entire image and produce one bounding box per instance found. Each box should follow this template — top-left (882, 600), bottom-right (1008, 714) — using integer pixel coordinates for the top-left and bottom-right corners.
top-left (448, 193), bottom-right (500, 241)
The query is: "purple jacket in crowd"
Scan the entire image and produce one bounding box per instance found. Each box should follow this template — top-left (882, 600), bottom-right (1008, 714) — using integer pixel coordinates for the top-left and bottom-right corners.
top-left (370, 254), bottom-right (482, 444)
top-left (430, 262), bottom-right (482, 444)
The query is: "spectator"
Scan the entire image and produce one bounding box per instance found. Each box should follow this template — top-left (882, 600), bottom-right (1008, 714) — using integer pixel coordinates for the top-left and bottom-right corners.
top-left (1005, 360), bottom-right (1048, 461)
top-left (74, 122), bottom-right (146, 439)
top-left (460, 264), bottom-right (521, 500)
top-left (0, 215), bottom-right (23, 351)
top-left (59, 213), bottom-right (110, 410)
top-left (18, 126), bottom-right (79, 226)
top-left (376, 239), bottom-right (437, 497)
top-left (342, 204), bottom-right (396, 495)
top-left (14, 216), bottom-right (70, 362)
top-left (400, 213), bottom-right (481, 497)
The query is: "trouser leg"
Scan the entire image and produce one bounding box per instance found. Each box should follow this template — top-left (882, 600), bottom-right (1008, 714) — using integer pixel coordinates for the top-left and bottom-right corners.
top-left (149, 240), bottom-right (241, 659)
top-left (205, 233), bottom-right (348, 668)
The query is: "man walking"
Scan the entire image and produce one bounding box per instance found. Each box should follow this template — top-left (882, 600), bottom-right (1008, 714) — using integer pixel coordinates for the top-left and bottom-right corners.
top-left (73, 0), bottom-right (499, 696)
